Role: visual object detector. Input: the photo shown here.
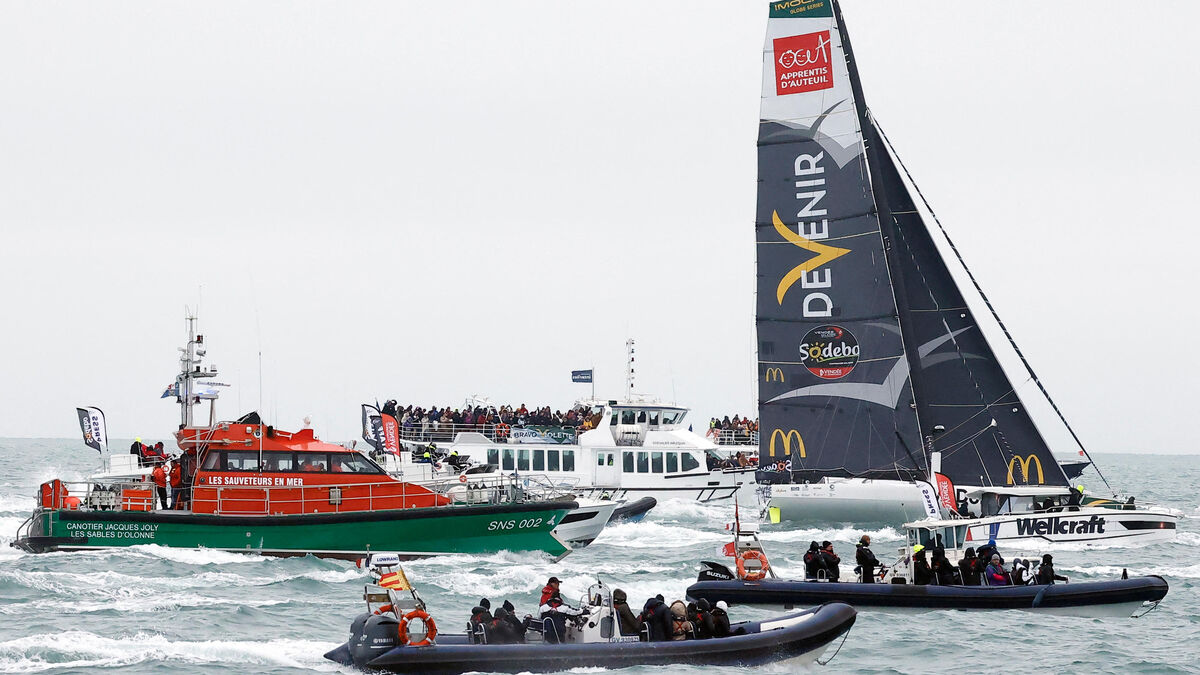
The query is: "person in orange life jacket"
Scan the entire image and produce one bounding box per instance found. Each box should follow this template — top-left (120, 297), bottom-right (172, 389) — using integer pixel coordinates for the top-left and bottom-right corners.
top-left (538, 577), bottom-right (582, 643)
top-left (820, 541), bottom-right (841, 581)
top-left (984, 554), bottom-right (1010, 585)
top-left (469, 598), bottom-right (493, 643)
top-left (151, 462), bottom-right (169, 509)
top-left (168, 460), bottom-right (183, 509)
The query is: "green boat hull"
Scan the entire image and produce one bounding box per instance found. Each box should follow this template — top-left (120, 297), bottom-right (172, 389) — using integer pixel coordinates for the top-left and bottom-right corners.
top-left (16, 501), bottom-right (573, 559)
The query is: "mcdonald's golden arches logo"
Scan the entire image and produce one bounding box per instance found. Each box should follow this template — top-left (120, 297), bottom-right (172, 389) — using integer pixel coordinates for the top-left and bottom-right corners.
top-left (768, 428), bottom-right (806, 459)
top-left (765, 367), bottom-right (785, 383)
top-left (1006, 454), bottom-right (1044, 485)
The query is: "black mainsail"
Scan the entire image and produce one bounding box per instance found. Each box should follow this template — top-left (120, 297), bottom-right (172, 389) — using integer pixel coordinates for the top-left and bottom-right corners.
top-left (756, 0), bottom-right (1069, 488)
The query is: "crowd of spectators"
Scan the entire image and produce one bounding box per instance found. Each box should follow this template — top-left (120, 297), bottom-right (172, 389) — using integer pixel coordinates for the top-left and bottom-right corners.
top-left (706, 415), bottom-right (758, 444)
top-left (380, 400), bottom-right (604, 442)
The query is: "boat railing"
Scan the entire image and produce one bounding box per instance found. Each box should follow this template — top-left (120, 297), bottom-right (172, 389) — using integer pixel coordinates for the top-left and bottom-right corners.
top-left (708, 429), bottom-right (758, 446)
top-left (396, 422), bottom-right (585, 444)
top-left (45, 476), bottom-right (544, 516)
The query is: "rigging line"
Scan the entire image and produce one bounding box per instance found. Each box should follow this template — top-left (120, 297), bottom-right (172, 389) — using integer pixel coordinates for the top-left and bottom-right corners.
top-left (873, 121), bottom-right (1113, 495)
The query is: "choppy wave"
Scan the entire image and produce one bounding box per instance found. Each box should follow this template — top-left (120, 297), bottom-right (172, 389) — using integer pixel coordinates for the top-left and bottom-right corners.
top-left (1057, 563), bottom-right (1200, 579)
top-left (0, 631), bottom-right (338, 672)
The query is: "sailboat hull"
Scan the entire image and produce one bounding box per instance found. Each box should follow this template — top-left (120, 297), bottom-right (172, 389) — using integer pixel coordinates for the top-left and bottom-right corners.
top-left (763, 478), bottom-right (938, 524)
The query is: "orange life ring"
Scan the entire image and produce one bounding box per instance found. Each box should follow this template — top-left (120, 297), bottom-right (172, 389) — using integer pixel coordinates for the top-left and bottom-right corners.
top-left (373, 603), bottom-right (394, 615)
top-left (458, 474), bottom-right (468, 484)
top-left (398, 609), bottom-right (438, 646)
top-left (736, 550), bottom-right (770, 581)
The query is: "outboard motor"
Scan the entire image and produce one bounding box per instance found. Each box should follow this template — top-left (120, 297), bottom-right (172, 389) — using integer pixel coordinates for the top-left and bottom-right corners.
top-left (697, 560), bottom-right (737, 582)
top-left (350, 612), bottom-right (400, 669)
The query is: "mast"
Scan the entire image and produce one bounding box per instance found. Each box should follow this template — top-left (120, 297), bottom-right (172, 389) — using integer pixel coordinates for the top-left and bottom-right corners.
top-left (625, 339), bottom-right (635, 400)
top-left (177, 312), bottom-right (220, 430)
top-left (829, 0), bottom-right (931, 478)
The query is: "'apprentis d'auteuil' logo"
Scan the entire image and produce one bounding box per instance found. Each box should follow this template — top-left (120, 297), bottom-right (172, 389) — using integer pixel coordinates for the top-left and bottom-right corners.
top-left (773, 31), bottom-right (834, 96)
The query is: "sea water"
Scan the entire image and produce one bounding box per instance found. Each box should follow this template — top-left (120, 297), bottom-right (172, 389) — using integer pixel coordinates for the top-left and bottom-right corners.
top-left (1, 440), bottom-right (1196, 674)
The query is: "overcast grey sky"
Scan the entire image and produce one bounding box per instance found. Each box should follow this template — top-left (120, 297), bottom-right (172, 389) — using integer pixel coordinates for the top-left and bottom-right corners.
top-left (1, 1), bottom-right (1196, 455)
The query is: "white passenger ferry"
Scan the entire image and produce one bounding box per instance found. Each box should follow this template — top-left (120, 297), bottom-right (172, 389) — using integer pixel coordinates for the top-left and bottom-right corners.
top-left (395, 397), bottom-right (755, 503)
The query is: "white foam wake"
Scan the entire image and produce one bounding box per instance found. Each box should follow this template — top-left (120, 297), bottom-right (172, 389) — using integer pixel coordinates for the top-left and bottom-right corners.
top-left (0, 631), bottom-right (340, 672)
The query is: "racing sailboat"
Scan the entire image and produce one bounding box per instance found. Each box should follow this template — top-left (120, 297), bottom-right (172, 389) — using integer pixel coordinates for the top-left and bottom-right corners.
top-left (752, 0), bottom-right (1176, 541)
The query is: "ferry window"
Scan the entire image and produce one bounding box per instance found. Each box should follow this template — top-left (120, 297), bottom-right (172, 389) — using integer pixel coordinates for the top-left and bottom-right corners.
top-left (534, 450), bottom-right (545, 471)
top-left (681, 453), bottom-right (700, 472)
top-left (597, 454), bottom-right (605, 466)
top-left (548, 450), bottom-right (560, 471)
top-left (502, 448), bottom-right (515, 471)
top-left (637, 410), bottom-right (647, 423)
top-left (649, 411), bottom-right (660, 426)
top-left (621, 410), bottom-right (637, 425)
top-left (201, 451), bottom-right (223, 471)
top-left (518, 449), bottom-right (530, 471)
top-left (226, 451), bottom-right (261, 472)
top-left (298, 454), bottom-right (328, 472)
top-left (607, 454), bottom-right (615, 466)
top-left (610, 413), bottom-right (619, 426)
top-left (623, 452), bottom-right (634, 473)
top-left (651, 452), bottom-right (663, 473)
top-left (488, 448), bottom-right (499, 465)
top-left (636, 452), bottom-right (649, 473)
top-left (666, 452), bottom-right (679, 473)
top-left (563, 450), bottom-right (575, 472)
top-left (263, 451), bottom-right (294, 472)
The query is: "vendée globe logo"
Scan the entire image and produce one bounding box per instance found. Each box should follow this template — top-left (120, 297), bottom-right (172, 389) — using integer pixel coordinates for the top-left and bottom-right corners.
top-left (799, 324), bottom-right (859, 380)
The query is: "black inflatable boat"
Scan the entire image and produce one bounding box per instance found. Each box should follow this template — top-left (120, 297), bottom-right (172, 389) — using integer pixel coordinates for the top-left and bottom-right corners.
top-left (608, 497), bottom-right (656, 524)
top-left (688, 567), bottom-right (1168, 617)
top-left (325, 599), bottom-right (855, 673)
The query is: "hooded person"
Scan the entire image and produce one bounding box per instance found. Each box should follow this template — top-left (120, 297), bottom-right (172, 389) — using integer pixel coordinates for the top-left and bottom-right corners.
top-left (855, 535), bottom-right (880, 583)
top-left (499, 599), bottom-right (527, 642)
top-left (689, 598), bottom-right (716, 639)
top-left (803, 541), bottom-right (828, 580)
top-left (710, 600), bottom-right (732, 638)
top-left (641, 596), bottom-right (672, 642)
top-left (668, 600), bottom-right (693, 640)
top-left (612, 588), bottom-right (641, 636)
top-left (931, 546), bottom-right (958, 585)
top-left (958, 546), bottom-right (982, 586)
top-left (1035, 553), bottom-right (1069, 585)
top-left (984, 553), bottom-right (1010, 586)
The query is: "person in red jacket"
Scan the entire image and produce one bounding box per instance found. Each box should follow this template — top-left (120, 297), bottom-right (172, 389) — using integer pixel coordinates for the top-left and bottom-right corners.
top-left (168, 461), bottom-right (183, 509)
top-left (151, 462), bottom-right (169, 509)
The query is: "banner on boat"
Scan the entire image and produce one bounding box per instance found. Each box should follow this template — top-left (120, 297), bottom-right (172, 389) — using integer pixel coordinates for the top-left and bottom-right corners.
top-left (361, 404), bottom-right (385, 453)
top-left (76, 406), bottom-right (107, 453)
top-left (571, 369), bottom-right (593, 383)
top-left (510, 426), bottom-right (578, 444)
top-left (934, 473), bottom-right (957, 514)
